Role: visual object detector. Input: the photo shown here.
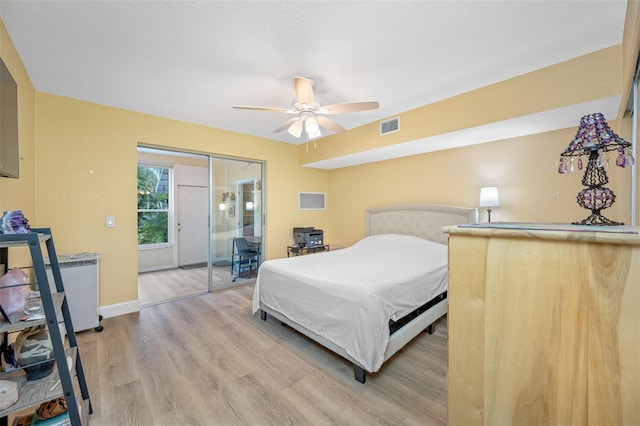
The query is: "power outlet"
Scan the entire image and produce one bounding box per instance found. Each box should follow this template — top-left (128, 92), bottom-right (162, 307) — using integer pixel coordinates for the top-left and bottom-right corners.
top-left (105, 216), bottom-right (115, 228)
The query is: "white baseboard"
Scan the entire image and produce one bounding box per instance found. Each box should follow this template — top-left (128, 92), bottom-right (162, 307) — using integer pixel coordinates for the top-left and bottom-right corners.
top-left (99, 299), bottom-right (140, 319)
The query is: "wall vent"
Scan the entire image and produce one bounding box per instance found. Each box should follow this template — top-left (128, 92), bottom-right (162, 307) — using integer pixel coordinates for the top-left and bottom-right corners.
top-left (380, 117), bottom-right (400, 135)
top-left (299, 192), bottom-right (326, 210)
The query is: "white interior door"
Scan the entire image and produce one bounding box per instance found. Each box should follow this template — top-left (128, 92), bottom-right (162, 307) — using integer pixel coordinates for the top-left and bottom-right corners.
top-left (178, 185), bottom-right (209, 266)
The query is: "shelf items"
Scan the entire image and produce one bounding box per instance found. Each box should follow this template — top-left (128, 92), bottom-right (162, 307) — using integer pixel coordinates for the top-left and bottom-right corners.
top-left (0, 229), bottom-right (91, 425)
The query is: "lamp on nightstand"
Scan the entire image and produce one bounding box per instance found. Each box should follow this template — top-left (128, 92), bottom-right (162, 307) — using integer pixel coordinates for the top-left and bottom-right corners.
top-left (479, 187), bottom-right (500, 223)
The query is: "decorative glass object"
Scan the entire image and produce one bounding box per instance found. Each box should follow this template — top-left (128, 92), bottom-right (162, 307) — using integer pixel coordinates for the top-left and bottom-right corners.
top-left (0, 210), bottom-right (31, 234)
top-left (558, 113), bottom-right (635, 225)
top-left (24, 291), bottom-right (43, 315)
top-left (14, 326), bottom-right (55, 380)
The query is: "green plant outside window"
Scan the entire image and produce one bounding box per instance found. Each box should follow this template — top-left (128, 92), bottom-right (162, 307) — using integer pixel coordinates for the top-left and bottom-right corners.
top-left (137, 165), bottom-right (170, 245)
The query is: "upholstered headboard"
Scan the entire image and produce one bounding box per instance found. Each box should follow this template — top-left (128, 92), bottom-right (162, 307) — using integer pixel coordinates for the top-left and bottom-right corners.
top-left (366, 203), bottom-right (478, 245)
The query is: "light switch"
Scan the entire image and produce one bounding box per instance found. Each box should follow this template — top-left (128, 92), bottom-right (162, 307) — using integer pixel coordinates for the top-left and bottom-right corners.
top-left (105, 216), bottom-right (115, 228)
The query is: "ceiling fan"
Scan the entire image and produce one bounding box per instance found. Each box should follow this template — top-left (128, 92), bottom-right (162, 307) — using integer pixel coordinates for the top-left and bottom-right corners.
top-left (233, 76), bottom-right (379, 139)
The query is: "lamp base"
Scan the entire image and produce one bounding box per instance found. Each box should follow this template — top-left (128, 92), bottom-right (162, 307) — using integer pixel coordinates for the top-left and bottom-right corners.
top-left (572, 212), bottom-right (623, 226)
top-left (572, 151), bottom-right (624, 226)
top-left (574, 185), bottom-right (623, 226)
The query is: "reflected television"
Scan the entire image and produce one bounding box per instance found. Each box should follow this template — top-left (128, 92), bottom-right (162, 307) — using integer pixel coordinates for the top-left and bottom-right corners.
top-left (0, 56), bottom-right (19, 179)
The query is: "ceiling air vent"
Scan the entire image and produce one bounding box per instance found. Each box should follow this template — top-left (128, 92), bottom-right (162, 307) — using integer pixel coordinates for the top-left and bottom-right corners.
top-left (299, 192), bottom-right (326, 210)
top-left (380, 117), bottom-right (400, 135)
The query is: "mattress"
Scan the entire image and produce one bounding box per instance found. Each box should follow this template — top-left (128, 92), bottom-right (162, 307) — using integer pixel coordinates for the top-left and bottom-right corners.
top-left (252, 233), bottom-right (448, 372)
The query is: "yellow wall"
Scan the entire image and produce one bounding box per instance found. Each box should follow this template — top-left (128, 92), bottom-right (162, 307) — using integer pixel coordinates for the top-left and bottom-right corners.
top-left (621, 0), bottom-right (640, 118)
top-left (33, 94), bottom-right (329, 307)
top-left (300, 46), bottom-right (623, 165)
top-left (327, 127), bottom-right (633, 246)
top-left (0, 20), bottom-right (36, 266)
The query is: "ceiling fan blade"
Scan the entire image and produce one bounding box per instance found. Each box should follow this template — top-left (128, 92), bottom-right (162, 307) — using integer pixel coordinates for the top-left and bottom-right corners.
top-left (320, 101), bottom-right (379, 114)
top-left (316, 115), bottom-right (347, 134)
top-left (233, 105), bottom-right (292, 113)
top-left (294, 76), bottom-right (314, 106)
top-left (273, 117), bottom-right (300, 133)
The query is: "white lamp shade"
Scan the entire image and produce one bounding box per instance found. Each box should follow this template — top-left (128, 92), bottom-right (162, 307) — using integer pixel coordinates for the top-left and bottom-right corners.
top-left (288, 119), bottom-right (303, 137)
top-left (479, 187), bottom-right (500, 207)
top-left (305, 117), bottom-right (322, 139)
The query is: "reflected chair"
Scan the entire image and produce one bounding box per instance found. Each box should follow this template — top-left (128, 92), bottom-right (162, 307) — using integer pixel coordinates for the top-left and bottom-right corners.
top-left (231, 237), bottom-right (260, 282)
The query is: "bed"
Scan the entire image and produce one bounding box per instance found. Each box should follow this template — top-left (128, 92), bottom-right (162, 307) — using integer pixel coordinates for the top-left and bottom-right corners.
top-left (252, 203), bottom-right (478, 383)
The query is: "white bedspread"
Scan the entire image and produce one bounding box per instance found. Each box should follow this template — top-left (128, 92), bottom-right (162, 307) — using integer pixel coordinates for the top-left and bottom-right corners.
top-left (252, 233), bottom-right (448, 372)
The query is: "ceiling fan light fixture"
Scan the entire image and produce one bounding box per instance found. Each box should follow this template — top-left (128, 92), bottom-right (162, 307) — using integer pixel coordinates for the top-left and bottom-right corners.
top-left (305, 117), bottom-right (322, 139)
top-left (288, 119), bottom-right (304, 137)
top-left (307, 127), bottom-right (322, 139)
top-left (234, 76), bottom-right (380, 140)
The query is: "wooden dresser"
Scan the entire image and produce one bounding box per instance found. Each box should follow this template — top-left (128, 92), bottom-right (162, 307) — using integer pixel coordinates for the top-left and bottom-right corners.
top-left (443, 224), bottom-right (640, 425)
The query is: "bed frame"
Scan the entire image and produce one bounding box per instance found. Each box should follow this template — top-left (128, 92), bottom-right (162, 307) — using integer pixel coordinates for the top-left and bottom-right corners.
top-left (259, 203), bottom-right (478, 383)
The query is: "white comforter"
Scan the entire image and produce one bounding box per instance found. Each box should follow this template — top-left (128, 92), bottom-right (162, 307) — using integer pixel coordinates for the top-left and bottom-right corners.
top-left (252, 233), bottom-right (448, 372)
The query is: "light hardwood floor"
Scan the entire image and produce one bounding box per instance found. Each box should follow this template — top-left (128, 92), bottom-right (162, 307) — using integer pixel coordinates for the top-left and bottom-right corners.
top-left (76, 285), bottom-right (448, 425)
top-left (138, 266), bottom-right (246, 306)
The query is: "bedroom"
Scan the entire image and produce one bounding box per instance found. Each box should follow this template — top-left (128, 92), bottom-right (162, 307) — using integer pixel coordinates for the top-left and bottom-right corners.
top-left (0, 1), bottom-right (639, 424)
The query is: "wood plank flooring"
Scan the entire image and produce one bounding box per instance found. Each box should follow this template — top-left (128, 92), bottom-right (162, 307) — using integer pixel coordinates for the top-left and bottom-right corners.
top-left (138, 266), bottom-right (244, 306)
top-left (76, 285), bottom-right (448, 425)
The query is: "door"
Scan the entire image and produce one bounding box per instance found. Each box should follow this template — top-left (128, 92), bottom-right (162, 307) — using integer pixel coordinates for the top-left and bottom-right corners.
top-left (210, 159), bottom-right (263, 290)
top-left (177, 185), bottom-right (209, 267)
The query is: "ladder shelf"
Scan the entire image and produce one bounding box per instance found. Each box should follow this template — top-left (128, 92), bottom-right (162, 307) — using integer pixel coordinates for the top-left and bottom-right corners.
top-left (0, 228), bottom-right (91, 425)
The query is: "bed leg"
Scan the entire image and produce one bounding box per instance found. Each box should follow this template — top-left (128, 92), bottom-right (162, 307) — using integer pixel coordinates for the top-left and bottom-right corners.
top-left (260, 310), bottom-right (267, 321)
top-left (354, 365), bottom-right (366, 384)
top-left (426, 323), bottom-right (436, 334)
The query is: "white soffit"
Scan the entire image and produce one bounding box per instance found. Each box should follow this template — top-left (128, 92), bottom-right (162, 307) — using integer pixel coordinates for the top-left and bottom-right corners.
top-left (303, 95), bottom-right (623, 170)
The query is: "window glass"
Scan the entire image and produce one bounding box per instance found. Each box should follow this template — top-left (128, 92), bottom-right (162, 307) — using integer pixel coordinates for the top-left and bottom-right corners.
top-left (137, 165), bottom-right (170, 245)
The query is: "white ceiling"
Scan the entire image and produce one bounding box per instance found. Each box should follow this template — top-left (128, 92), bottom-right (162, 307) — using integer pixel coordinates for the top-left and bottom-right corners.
top-left (0, 1), bottom-right (629, 166)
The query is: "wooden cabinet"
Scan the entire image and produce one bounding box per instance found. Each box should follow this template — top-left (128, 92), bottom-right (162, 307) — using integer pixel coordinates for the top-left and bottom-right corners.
top-left (443, 224), bottom-right (640, 425)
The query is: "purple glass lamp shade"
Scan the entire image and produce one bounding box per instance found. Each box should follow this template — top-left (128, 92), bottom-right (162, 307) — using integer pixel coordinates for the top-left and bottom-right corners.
top-left (558, 112), bottom-right (634, 171)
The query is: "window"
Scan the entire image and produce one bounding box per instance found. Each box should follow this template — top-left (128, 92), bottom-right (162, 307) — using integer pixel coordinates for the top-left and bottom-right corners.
top-left (137, 164), bottom-right (171, 246)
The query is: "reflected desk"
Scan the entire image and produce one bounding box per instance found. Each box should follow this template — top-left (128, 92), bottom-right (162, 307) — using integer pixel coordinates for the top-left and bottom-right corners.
top-left (286, 244), bottom-right (331, 257)
top-left (231, 236), bottom-right (261, 281)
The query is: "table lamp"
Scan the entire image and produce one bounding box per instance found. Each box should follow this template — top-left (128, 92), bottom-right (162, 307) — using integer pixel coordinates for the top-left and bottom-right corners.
top-left (479, 186), bottom-right (500, 222)
top-left (558, 113), bottom-right (634, 225)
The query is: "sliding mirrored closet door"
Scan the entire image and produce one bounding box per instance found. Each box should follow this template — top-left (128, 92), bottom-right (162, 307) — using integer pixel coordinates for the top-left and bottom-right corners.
top-left (209, 157), bottom-right (264, 291)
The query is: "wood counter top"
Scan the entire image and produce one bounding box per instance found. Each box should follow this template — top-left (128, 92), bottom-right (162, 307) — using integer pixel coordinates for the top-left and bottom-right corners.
top-left (442, 222), bottom-right (640, 245)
